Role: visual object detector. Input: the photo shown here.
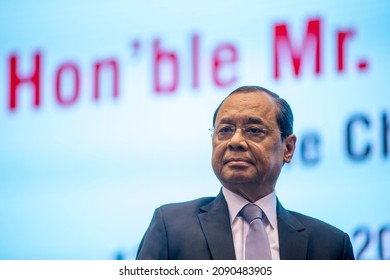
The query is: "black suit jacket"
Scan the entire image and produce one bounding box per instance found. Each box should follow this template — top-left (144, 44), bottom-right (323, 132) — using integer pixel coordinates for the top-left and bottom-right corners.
top-left (136, 192), bottom-right (355, 260)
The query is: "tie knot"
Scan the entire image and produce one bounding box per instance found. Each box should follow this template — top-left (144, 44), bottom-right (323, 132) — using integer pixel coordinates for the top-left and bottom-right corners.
top-left (240, 203), bottom-right (263, 223)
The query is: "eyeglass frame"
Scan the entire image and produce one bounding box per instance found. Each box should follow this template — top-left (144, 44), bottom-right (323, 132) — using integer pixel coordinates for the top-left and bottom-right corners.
top-left (208, 124), bottom-right (280, 142)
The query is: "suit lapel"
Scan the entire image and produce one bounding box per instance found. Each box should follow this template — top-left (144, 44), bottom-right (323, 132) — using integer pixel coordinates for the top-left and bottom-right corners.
top-left (197, 194), bottom-right (309, 260)
top-left (198, 192), bottom-right (236, 260)
top-left (277, 201), bottom-right (308, 260)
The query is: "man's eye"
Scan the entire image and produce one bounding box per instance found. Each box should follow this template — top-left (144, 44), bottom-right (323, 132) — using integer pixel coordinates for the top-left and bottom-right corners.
top-left (218, 126), bottom-right (234, 134)
top-left (246, 127), bottom-right (266, 134)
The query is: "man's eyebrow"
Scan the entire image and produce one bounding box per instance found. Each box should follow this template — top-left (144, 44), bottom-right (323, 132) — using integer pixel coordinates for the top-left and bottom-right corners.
top-left (217, 118), bottom-right (235, 124)
top-left (246, 117), bottom-right (265, 125)
top-left (216, 117), bottom-right (266, 125)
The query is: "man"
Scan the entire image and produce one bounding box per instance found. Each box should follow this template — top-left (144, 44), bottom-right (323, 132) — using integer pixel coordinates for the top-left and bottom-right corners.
top-left (136, 85), bottom-right (355, 260)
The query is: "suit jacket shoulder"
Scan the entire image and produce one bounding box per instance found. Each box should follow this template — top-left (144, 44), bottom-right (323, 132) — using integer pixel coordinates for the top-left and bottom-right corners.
top-left (277, 202), bottom-right (355, 260)
top-left (136, 194), bottom-right (236, 260)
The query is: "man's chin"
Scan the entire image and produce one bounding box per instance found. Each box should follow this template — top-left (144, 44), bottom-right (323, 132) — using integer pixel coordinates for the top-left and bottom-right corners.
top-left (220, 174), bottom-right (257, 185)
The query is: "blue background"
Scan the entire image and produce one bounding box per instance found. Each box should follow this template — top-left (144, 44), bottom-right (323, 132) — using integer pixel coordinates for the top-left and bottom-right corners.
top-left (0, 0), bottom-right (389, 259)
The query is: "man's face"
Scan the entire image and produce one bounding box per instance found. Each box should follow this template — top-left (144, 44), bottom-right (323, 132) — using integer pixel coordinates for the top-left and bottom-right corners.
top-left (211, 91), bottom-right (296, 201)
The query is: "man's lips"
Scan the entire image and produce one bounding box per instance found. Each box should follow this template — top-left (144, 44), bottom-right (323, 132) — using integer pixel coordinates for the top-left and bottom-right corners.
top-left (223, 158), bottom-right (253, 165)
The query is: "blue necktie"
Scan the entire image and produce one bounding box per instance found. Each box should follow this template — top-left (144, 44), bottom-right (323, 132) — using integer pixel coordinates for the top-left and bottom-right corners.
top-left (240, 203), bottom-right (272, 260)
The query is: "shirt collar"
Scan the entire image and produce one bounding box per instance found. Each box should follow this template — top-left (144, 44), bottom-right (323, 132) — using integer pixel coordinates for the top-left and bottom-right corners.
top-left (222, 187), bottom-right (277, 229)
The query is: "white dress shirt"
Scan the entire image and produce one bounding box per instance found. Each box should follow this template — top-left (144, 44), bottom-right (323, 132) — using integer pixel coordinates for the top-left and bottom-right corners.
top-left (222, 187), bottom-right (280, 260)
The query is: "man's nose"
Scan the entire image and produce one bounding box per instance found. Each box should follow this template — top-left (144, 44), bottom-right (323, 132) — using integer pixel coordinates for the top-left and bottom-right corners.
top-left (228, 129), bottom-right (248, 151)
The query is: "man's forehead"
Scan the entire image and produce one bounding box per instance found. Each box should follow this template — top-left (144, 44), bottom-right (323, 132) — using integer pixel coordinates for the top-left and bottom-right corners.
top-left (217, 92), bottom-right (276, 115)
top-left (222, 91), bottom-right (275, 109)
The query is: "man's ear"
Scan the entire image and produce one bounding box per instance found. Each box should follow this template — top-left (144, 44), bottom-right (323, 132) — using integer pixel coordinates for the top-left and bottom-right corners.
top-left (283, 134), bottom-right (296, 164)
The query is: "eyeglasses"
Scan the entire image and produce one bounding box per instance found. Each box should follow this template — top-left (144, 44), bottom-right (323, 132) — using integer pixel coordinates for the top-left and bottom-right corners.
top-left (209, 124), bottom-right (276, 141)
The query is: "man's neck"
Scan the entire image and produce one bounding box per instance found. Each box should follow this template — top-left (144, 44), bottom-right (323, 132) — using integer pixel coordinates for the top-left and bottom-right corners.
top-left (222, 183), bottom-right (274, 202)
